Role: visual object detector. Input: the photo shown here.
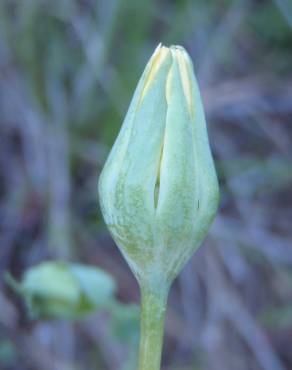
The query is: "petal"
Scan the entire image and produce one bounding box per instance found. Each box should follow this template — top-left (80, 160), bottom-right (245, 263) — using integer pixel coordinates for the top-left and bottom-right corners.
top-left (156, 52), bottom-right (198, 266)
top-left (99, 45), bottom-right (173, 275)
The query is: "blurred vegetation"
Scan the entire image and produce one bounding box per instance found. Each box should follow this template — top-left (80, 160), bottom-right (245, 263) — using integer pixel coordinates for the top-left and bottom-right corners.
top-left (0, 0), bottom-right (292, 369)
top-left (6, 262), bottom-right (118, 319)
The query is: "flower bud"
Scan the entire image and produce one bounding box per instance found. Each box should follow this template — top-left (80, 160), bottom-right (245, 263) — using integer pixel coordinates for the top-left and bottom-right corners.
top-left (7, 262), bottom-right (116, 319)
top-left (99, 44), bottom-right (219, 287)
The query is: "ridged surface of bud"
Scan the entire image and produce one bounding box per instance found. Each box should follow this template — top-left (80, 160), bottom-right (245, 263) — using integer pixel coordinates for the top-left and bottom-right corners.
top-left (99, 44), bottom-right (219, 287)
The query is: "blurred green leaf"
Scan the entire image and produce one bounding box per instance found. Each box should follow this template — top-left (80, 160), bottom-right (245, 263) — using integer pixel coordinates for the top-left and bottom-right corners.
top-left (0, 340), bottom-right (17, 366)
top-left (109, 302), bottom-right (140, 344)
top-left (260, 304), bottom-right (292, 329)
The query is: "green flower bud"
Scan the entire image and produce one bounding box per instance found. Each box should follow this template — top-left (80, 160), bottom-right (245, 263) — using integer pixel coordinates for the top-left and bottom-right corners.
top-left (99, 44), bottom-right (219, 287)
top-left (7, 262), bottom-right (116, 320)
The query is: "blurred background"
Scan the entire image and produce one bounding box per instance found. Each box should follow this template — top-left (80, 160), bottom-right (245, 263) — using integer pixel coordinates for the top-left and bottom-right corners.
top-left (0, 0), bottom-right (292, 369)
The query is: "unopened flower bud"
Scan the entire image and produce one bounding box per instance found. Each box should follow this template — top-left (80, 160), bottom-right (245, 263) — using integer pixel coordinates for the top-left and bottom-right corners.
top-left (99, 44), bottom-right (219, 287)
top-left (7, 262), bottom-right (116, 319)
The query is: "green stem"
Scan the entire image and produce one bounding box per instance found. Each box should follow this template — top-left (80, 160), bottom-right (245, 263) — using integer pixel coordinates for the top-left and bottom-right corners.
top-left (138, 283), bottom-right (169, 370)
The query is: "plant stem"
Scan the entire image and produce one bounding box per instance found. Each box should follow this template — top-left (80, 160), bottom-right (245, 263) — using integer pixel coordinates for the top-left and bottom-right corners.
top-left (138, 283), bottom-right (169, 370)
